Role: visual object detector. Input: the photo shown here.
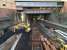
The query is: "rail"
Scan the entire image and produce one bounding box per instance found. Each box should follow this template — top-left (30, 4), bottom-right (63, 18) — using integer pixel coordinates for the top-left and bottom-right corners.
top-left (40, 35), bottom-right (56, 50)
top-left (39, 20), bottom-right (67, 32)
top-left (10, 34), bottom-right (22, 50)
top-left (32, 35), bottom-right (57, 50)
top-left (32, 22), bottom-right (57, 50)
top-left (37, 22), bottom-right (58, 50)
top-left (54, 30), bottom-right (67, 40)
top-left (9, 22), bottom-right (57, 50)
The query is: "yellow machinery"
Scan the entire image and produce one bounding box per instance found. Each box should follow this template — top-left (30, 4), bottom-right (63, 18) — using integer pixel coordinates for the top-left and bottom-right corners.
top-left (20, 12), bottom-right (31, 32)
top-left (23, 23), bottom-right (31, 32)
top-left (14, 23), bottom-right (31, 32)
top-left (14, 12), bottom-right (31, 33)
top-left (60, 44), bottom-right (67, 50)
top-left (60, 40), bottom-right (67, 50)
top-left (57, 38), bottom-right (67, 50)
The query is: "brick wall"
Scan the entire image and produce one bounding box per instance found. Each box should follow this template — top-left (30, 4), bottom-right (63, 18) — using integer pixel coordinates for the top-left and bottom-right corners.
top-left (61, 2), bottom-right (67, 13)
top-left (0, 0), bottom-right (16, 9)
top-left (0, 0), bottom-right (16, 17)
top-left (0, 8), bottom-right (16, 18)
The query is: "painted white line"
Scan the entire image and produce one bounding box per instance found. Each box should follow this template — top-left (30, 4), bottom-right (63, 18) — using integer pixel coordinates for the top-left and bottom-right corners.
top-left (11, 34), bottom-right (22, 50)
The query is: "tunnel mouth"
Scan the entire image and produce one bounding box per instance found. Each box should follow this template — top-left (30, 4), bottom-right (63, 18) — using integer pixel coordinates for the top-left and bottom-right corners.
top-left (26, 13), bottom-right (50, 22)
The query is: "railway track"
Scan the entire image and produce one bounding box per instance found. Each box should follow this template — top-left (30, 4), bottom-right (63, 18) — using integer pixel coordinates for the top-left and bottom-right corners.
top-left (32, 23), bottom-right (42, 50)
top-left (12, 22), bottom-right (57, 50)
top-left (32, 22), bottom-right (56, 50)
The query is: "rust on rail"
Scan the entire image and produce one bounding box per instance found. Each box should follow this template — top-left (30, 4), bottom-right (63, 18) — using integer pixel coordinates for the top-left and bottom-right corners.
top-left (40, 35), bottom-right (56, 50)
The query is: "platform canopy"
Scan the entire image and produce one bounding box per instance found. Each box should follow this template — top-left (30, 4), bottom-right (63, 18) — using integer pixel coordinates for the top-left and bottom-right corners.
top-left (16, 1), bottom-right (64, 7)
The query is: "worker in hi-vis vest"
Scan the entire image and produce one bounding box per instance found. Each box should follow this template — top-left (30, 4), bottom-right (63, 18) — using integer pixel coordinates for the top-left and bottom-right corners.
top-left (14, 24), bottom-right (20, 34)
top-left (14, 23), bottom-right (24, 34)
top-left (23, 23), bottom-right (31, 32)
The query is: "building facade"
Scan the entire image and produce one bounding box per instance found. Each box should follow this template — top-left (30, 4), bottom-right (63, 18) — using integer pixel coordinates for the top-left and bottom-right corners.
top-left (0, 0), bottom-right (16, 17)
top-left (0, 0), bottom-right (16, 30)
top-left (0, 0), bottom-right (16, 9)
top-left (61, 2), bottom-right (67, 13)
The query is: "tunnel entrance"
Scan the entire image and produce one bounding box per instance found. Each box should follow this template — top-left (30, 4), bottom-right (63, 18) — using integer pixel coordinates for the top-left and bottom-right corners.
top-left (16, 1), bottom-right (64, 24)
top-left (26, 13), bottom-right (50, 23)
